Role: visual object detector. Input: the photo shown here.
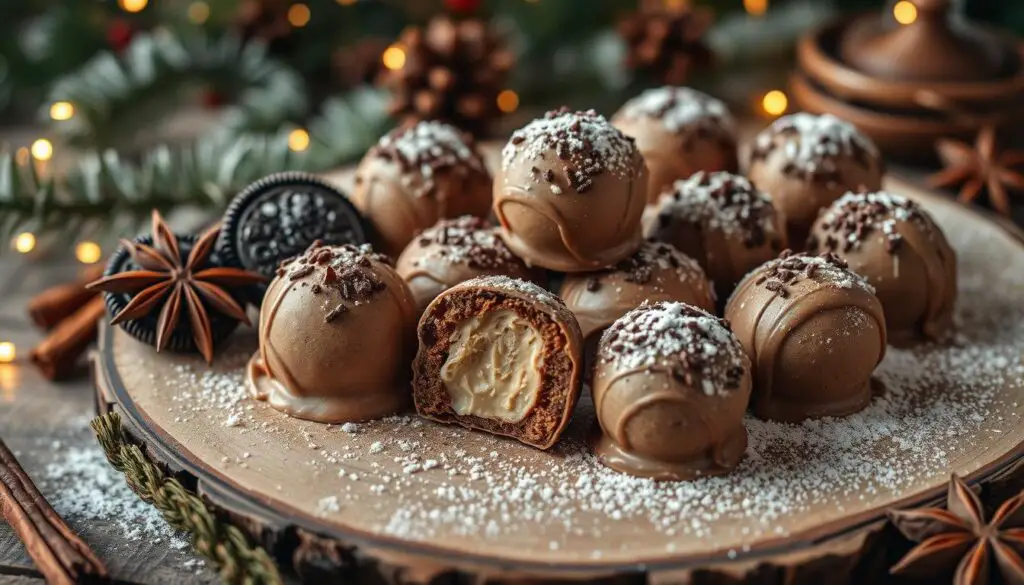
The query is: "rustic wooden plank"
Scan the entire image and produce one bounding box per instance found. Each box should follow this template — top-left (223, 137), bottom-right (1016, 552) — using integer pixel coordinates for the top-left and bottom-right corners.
top-left (0, 258), bottom-right (218, 585)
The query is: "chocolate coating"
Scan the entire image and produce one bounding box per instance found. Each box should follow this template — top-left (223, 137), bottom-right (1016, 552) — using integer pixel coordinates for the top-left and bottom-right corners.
top-left (612, 87), bottom-right (738, 204)
top-left (413, 276), bottom-right (583, 450)
top-left (494, 108), bottom-right (648, 272)
top-left (808, 191), bottom-right (957, 342)
top-left (351, 121), bottom-right (492, 257)
top-left (396, 216), bottom-right (544, 314)
top-left (247, 243), bottom-right (418, 423)
top-left (560, 241), bottom-right (714, 344)
top-left (591, 302), bottom-right (752, 480)
top-left (725, 252), bottom-right (886, 422)
top-left (747, 113), bottom-right (883, 246)
top-left (643, 171), bottom-right (787, 301)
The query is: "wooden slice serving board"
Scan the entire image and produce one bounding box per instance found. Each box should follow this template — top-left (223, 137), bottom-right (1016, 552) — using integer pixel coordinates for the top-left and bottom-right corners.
top-left (93, 169), bottom-right (1024, 584)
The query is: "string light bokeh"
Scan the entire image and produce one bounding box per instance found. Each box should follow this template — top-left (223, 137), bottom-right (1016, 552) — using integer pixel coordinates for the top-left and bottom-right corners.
top-left (762, 90), bottom-right (788, 116)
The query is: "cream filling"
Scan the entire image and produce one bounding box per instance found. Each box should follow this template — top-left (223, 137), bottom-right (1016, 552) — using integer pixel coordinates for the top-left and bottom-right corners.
top-left (440, 309), bottom-right (544, 423)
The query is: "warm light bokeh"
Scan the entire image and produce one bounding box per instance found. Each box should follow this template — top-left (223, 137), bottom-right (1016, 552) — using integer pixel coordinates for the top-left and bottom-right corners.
top-left (76, 241), bottom-right (103, 264)
top-left (382, 46), bottom-right (406, 70)
top-left (744, 0), bottom-right (768, 17)
top-left (188, 2), bottom-right (211, 24)
top-left (50, 101), bottom-right (74, 121)
top-left (497, 90), bottom-right (519, 113)
top-left (13, 233), bottom-right (36, 254)
top-left (288, 129), bottom-right (311, 152)
top-left (893, 1), bottom-right (918, 25)
top-left (31, 139), bottom-right (54, 161)
top-left (119, 0), bottom-right (149, 13)
top-left (288, 4), bottom-right (311, 27)
top-left (762, 90), bottom-right (789, 116)
top-left (0, 343), bottom-right (15, 364)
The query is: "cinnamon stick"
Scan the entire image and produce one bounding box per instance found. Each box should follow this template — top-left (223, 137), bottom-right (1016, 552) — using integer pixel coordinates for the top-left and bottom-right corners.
top-left (30, 296), bottom-right (106, 380)
top-left (27, 266), bottom-right (105, 330)
top-left (0, 439), bottom-right (108, 584)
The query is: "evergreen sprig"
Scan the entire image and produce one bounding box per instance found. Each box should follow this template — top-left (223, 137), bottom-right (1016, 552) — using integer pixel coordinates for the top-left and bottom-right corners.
top-left (44, 30), bottom-right (307, 149)
top-left (92, 412), bottom-right (282, 585)
top-left (2, 88), bottom-right (389, 244)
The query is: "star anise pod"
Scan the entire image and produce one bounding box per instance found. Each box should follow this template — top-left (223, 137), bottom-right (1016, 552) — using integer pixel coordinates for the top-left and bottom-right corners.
top-left (888, 474), bottom-right (1024, 585)
top-left (88, 211), bottom-right (266, 363)
top-left (928, 125), bottom-right (1024, 216)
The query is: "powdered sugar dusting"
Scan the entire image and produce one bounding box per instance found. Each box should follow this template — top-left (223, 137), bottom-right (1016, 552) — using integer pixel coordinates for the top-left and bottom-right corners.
top-left (453, 275), bottom-right (576, 324)
top-left (752, 113), bottom-right (878, 175)
top-left (616, 86), bottom-right (735, 136)
top-left (813, 190), bottom-right (929, 254)
top-left (502, 108), bottom-right (640, 193)
top-left (405, 216), bottom-right (519, 270)
top-left (655, 171), bottom-right (779, 244)
top-left (599, 302), bottom-right (748, 394)
top-left (148, 206), bottom-right (1024, 562)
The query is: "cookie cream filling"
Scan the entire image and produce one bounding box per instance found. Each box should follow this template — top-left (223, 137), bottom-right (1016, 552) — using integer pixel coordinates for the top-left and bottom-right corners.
top-left (440, 309), bottom-right (543, 422)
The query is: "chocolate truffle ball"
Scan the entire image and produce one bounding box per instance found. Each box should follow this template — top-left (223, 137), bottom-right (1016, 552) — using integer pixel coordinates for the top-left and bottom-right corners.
top-left (396, 215), bottom-right (544, 314)
top-left (807, 191), bottom-right (957, 342)
top-left (612, 86), bottom-right (738, 204)
top-left (643, 171), bottom-right (787, 302)
top-left (247, 243), bottom-right (417, 423)
top-left (591, 302), bottom-right (752, 480)
top-left (494, 108), bottom-right (648, 272)
top-left (413, 276), bottom-right (583, 450)
top-left (351, 120), bottom-right (492, 257)
top-left (747, 113), bottom-right (883, 246)
top-left (725, 252), bottom-right (886, 422)
top-left (560, 241), bottom-right (714, 346)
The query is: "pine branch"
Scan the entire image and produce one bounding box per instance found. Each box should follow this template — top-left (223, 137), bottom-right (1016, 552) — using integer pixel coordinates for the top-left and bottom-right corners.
top-left (2, 89), bottom-right (389, 245)
top-left (43, 30), bottom-right (307, 150)
top-left (0, 131), bottom-right (314, 242)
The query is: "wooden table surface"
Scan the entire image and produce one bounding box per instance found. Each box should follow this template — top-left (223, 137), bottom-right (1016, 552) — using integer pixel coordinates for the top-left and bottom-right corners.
top-left (0, 257), bottom-right (221, 585)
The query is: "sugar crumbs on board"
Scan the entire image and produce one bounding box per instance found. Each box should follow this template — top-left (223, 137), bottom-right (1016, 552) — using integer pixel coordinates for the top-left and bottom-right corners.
top-left (159, 224), bottom-right (1024, 550)
top-left (37, 418), bottom-right (195, 558)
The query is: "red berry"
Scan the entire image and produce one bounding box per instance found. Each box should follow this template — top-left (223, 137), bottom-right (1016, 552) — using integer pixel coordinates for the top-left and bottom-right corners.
top-left (444, 0), bottom-right (481, 13)
top-left (201, 90), bottom-right (225, 110)
top-left (106, 20), bottom-right (135, 52)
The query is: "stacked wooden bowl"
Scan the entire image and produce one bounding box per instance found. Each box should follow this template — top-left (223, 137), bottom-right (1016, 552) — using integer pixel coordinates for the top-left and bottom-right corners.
top-left (791, 0), bottom-right (1024, 163)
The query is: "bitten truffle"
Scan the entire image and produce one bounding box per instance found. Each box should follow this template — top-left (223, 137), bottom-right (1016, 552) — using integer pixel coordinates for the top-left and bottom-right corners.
top-left (351, 121), bottom-right (492, 257)
top-left (247, 243), bottom-right (418, 423)
top-left (412, 276), bottom-right (583, 450)
top-left (807, 191), bottom-right (957, 342)
top-left (643, 171), bottom-right (787, 301)
top-left (747, 113), bottom-right (883, 246)
top-left (591, 302), bottom-right (752, 480)
top-left (725, 252), bottom-right (886, 422)
top-left (560, 241), bottom-right (714, 346)
top-left (396, 215), bottom-right (544, 314)
top-left (494, 108), bottom-right (648, 272)
top-left (612, 86), bottom-right (738, 203)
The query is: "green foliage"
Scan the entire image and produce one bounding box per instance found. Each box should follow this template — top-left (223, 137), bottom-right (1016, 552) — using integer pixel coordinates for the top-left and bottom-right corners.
top-left (2, 88), bottom-right (388, 244)
top-left (44, 30), bottom-right (307, 149)
top-left (92, 412), bottom-right (282, 585)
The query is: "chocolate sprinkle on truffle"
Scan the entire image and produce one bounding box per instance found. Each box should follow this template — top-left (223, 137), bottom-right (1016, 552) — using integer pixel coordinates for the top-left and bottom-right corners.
top-left (501, 107), bottom-right (639, 194)
top-left (749, 113), bottom-right (878, 185)
top-left (282, 242), bottom-right (389, 309)
top-left (656, 171), bottom-right (778, 248)
top-left (599, 302), bottom-right (746, 395)
top-left (810, 191), bottom-right (924, 254)
top-left (752, 250), bottom-right (874, 299)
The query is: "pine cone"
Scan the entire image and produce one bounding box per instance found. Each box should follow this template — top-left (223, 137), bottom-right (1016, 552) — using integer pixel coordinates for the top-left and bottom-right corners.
top-left (618, 6), bottom-right (714, 86)
top-left (377, 17), bottom-right (515, 137)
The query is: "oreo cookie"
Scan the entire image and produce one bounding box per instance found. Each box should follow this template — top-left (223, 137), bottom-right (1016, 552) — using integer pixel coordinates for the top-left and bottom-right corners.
top-left (217, 172), bottom-right (369, 281)
top-left (102, 234), bottom-right (241, 354)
